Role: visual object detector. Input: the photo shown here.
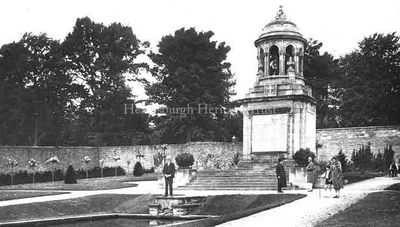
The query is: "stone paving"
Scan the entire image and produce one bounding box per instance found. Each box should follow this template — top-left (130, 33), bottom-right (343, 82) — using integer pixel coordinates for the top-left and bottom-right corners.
top-left (0, 176), bottom-right (398, 226)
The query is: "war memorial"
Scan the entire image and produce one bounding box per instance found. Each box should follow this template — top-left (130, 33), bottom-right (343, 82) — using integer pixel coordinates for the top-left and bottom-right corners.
top-left (0, 4), bottom-right (400, 227)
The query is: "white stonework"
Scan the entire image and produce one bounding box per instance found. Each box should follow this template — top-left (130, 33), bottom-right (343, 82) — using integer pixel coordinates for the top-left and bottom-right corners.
top-left (240, 6), bottom-right (316, 161)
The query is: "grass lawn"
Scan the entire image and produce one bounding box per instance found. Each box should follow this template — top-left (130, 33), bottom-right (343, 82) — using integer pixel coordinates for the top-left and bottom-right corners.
top-left (0, 191), bottom-right (68, 201)
top-left (315, 184), bottom-right (400, 227)
top-left (0, 193), bottom-right (306, 225)
top-left (343, 171), bottom-right (385, 184)
top-left (0, 194), bottom-right (147, 222)
top-left (0, 173), bottom-right (158, 191)
top-left (191, 194), bottom-right (306, 225)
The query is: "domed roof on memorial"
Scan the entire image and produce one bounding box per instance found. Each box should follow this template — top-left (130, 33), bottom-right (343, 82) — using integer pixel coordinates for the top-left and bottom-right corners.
top-left (259, 6), bottom-right (303, 39)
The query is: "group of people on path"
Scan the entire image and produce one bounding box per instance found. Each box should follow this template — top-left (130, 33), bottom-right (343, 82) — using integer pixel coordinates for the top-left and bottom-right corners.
top-left (276, 156), bottom-right (344, 198)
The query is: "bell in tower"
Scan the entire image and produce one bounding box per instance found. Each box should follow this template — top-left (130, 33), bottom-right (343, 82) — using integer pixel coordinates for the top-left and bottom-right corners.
top-left (240, 6), bottom-right (316, 165)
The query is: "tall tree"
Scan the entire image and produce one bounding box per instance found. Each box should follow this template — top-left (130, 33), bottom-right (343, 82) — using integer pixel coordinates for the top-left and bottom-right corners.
top-left (0, 33), bottom-right (82, 145)
top-left (146, 28), bottom-right (236, 143)
top-left (304, 39), bottom-right (339, 128)
top-left (335, 33), bottom-right (400, 126)
top-left (61, 17), bottom-right (150, 146)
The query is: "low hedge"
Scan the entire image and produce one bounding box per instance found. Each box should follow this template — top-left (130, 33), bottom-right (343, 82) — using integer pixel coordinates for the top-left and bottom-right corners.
top-left (0, 166), bottom-right (126, 186)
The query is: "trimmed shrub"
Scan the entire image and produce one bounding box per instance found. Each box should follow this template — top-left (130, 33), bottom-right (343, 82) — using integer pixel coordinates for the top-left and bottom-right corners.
top-left (75, 166), bottom-right (126, 178)
top-left (65, 165), bottom-right (77, 184)
top-left (383, 145), bottom-right (395, 169)
top-left (0, 166), bottom-right (127, 186)
top-left (373, 152), bottom-right (385, 171)
top-left (351, 143), bottom-right (374, 171)
top-left (144, 167), bottom-right (155, 174)
top-left (293, 148), bottom-right (315, 167)
top-left (133, 162), bottom-right (145, 176)
top-left (175, 153), bottom-right (195, 168)
top-left (335, 150), bottom-right (348, 171)
top-left (0, 169), bottom-right (64, 186)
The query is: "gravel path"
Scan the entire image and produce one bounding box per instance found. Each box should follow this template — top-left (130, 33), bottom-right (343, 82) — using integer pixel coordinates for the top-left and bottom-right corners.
top-left (218, 177), bottom-right (400, 227)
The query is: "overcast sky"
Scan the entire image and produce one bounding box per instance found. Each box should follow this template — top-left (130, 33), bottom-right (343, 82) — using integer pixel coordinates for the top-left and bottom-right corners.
top-left (1, 0), bottom-right (400, 104)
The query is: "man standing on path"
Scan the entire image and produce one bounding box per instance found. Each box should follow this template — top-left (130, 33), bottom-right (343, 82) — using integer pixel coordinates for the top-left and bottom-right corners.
top-left (276, 158), bottom-right (286, 193)
top-left (163, 156), bottom-right (176, 197)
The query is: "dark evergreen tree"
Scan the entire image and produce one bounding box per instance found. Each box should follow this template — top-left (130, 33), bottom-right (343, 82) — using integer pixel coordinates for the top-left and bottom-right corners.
top-left (146, 28), bottom-right (236, 143)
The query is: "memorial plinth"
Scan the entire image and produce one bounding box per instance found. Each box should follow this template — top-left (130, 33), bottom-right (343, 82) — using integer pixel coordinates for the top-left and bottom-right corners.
top-left (239, 6), bottom-right (316, 164)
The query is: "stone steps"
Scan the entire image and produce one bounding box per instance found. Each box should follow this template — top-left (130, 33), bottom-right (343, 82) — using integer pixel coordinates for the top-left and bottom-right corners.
top-left (179, 167), bottom-right (290, 191)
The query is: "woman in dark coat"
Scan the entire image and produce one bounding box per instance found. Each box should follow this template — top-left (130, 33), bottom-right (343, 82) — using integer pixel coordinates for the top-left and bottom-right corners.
top-left (306, 157), bottom-right (315, 192)
top-left (389, 161), bottom-right (398, 177)
top-left (276, 158), bottom-right (286, 193)
top-left (330, 157), bottom-right (344, 198)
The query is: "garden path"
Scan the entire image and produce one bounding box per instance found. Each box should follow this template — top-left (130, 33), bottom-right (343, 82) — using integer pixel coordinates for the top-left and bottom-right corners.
top-left (217, 176), bottom-right (400, 227)
top-left (0, 176), bottom-right (398, 227)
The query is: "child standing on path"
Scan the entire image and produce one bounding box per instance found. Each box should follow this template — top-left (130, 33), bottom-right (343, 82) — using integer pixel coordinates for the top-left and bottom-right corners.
top-left (324, 165), bottom-right (333, 195)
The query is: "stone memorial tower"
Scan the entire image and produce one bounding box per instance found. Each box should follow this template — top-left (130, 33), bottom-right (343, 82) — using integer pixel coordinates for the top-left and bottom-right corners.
top-left (240, 6), bottom-right (316, 163)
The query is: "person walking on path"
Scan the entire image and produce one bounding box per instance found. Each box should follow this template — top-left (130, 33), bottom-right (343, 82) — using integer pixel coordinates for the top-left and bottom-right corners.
top-left (306, 157), bottom-right (316, 192)
top-left (163, 156), bottom-right (176, 197)
top-left (330, 157), bottom-right (344, 198)
top-left (276, 158), bottom-right (286, 193)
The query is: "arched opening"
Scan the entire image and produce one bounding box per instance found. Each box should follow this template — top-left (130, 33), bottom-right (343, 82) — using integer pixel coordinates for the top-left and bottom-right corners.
top-left (285, 45), bottom-right (295, 74)
top-left (269, 45), bottom-right (279, 76)
top-left (258, 48), bottom-right (265, 75)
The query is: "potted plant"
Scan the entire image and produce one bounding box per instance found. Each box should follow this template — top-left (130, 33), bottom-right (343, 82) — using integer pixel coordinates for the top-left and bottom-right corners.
top-left (174, 153), bottom-right (196, 187)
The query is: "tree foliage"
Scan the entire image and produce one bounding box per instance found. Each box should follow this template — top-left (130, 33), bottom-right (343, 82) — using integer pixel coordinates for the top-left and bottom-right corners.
top-left (335, 33), bottom-right (400, 127)
top-left (304, 39), bottom-right (339, 128)
top-left (293, 148), bottom-right (315, 167)
top-left (0, 33), bottom-right (82, 145)
top-left (0, 17), bottom-right (151, 146)
top-left (146, 28), bottom-right (236, 143)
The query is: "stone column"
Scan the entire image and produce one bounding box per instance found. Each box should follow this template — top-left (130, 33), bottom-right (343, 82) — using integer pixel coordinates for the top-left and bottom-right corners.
top-left (242, 107), bottom-right (252, 161)
top-left (265, 53), bottom-right (269, 76)
top-left (295, 52), bottom-right (299, 75)
top-left (279, 50), bottom-right (285, 75)
top-left (299, 52), bottom-right (304, 76)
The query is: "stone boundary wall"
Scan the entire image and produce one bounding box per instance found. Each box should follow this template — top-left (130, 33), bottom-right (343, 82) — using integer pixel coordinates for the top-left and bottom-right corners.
top-left (1, 125), bottom-right (399, 174)
top-left (0, 146), bottom-right (100, 174)
top-left (316, 125), bottom-right (400, 162)
top-left (0, 142), bottom-right (241, 174)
